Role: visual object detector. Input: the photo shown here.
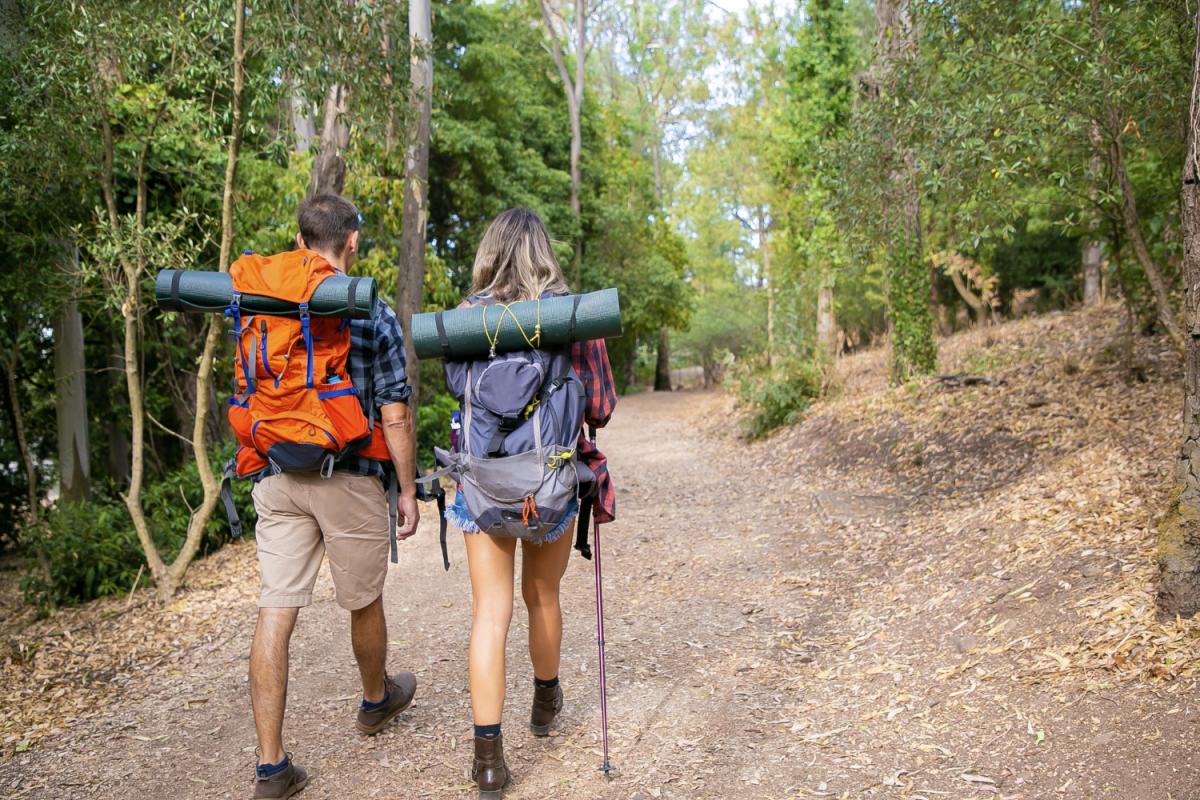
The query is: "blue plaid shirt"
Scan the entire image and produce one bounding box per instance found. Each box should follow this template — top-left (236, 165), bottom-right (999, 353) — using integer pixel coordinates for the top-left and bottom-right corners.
top-left (337, 298), bottom-right (412, 478)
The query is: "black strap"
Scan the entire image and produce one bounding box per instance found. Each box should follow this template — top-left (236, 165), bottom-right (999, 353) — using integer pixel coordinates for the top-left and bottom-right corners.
top-left (574, 494), bottom-right (593, 560)
top-left (170, 269), bottom-right (184, 309)
top-left (388, 472), bottom-right (399, 564)
top-left (568, 294), bottom-right (582, 341)
top-left (435, 311), bottom-right (452, 359)
top-left (416, 472), bottom-right (450, 571)
top-left (487, 415), bottom-right (520, 458)
top-left (346, 277), bottom-right (361, 315)
top-left (437, 488), bottom-right (449, 571)
top-left (219, 460), bottom-right (243, 538)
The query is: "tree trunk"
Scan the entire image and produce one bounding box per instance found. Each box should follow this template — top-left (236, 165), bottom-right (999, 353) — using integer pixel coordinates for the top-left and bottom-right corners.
top-left (1089, 0), bottom-right (1183, 352)
top-left (308, 83), bottom-right (350, 197)
top-left (107, 338), bottom-right (131, 487)
top-left (290, 92), bottom-right (315, 154)
top-left (817, 285), bottom-right (838, 359)
top-left (98, 0), bottom-right (248, 599)
top-left (159, 0), bottom-right (249, 600)
top-left (1109, 136), bottom-right (1185, 351)
top-left (396, 0), bottom-right (432, 407)
top-left (1083, 133), bottom-right (1104, 306)
top-left (1157, 6), bottom-right (1200, 616)
top-left (875, 0), bottom-right (937, 383)
top-left (1082, 239), bottom-right (1103, 306)
top-left (3, 355), bottom-right (37, 521)
top-left (947, 268), bottom-right (987, 325)
top-left (653, 327), bottom-right (672, 391)
top-left (381, 11), bottom-right (397, 157)
top-left (538, 0), bottom-right (587, 288)
top-left (54, 244), bottom-right (91, 503)
top-left (757, 206), bottom-right (774, 368)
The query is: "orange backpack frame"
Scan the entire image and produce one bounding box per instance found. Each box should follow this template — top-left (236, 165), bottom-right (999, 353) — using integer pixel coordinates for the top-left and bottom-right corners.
top-left (225, 249), bottom-right (390, 478)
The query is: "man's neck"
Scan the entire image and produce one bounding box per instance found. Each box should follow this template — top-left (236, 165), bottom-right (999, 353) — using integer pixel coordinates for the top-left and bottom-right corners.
top-left (311, 248), bottom-right (347, 272)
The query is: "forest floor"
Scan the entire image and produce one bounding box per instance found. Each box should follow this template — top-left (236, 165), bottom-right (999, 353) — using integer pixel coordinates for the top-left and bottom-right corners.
top-left (3, 303), bottom-right (1200, 800)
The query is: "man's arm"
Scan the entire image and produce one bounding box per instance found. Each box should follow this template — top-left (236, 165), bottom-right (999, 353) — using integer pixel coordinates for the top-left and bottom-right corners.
top-left (380, 401), bottom-right (420, 537)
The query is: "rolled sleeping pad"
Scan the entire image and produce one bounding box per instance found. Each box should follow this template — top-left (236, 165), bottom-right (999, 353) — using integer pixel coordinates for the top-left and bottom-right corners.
top-left (411, 288), bottom-right (622, 360)
top-left (154, 269), bottom-right (378, 319)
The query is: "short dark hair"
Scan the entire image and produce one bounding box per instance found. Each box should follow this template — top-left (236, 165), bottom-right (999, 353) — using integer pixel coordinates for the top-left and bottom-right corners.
top-left (297, 193), bottom-right (360, 256)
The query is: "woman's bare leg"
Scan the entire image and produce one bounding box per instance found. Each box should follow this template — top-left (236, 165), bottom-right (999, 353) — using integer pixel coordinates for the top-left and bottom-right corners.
top-left (465, 532), bottom-right (517, 725)
top-left (520, 531), bottom-right (574, 680)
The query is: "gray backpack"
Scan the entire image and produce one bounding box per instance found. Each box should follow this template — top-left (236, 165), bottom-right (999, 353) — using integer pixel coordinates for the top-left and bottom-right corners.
top-left (430, 341), bottom-right (587, 541)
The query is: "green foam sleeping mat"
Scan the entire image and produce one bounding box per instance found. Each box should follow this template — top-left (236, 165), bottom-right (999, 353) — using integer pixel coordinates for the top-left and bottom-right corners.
top-left (155, 269), bottom-right (377, 319)
top-left (411, 289), bottom-right (622, 360)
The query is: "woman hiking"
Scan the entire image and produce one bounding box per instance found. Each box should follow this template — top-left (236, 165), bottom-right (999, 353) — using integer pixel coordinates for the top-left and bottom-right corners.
top-left (443, 208), bottom-right (617, 797)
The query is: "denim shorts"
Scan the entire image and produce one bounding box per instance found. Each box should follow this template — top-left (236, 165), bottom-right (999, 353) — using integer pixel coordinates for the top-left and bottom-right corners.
top-left (446, 489), bottom-right (578, 544)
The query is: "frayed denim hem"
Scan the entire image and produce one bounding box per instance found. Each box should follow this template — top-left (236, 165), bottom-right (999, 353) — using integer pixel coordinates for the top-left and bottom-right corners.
top-left (447, 490), bottom-right (578, 544)
top-left (445, 490), bottom-right (480, 533)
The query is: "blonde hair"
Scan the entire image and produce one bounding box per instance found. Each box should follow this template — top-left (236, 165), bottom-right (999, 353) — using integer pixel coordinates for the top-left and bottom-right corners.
top-left (470, 208), bottom-right (570, 302)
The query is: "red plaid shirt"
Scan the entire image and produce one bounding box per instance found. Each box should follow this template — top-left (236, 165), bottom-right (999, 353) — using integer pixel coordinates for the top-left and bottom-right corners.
top-left (571, 338), bottom-right (617, 523)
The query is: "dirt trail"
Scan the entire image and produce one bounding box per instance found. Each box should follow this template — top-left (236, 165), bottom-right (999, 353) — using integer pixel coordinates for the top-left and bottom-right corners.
top-left (4, 379), bottom-right (1200, 799)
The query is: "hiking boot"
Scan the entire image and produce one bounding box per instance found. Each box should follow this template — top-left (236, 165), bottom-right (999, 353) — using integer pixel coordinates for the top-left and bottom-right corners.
top-left (355, 672), bottom-right (417, 735)
top-left (253, 755), bottom-right (309, 799)
top-left (472, 733), bottom-right (511, 798)
top-left (529, 683), bottom-right (563, 736)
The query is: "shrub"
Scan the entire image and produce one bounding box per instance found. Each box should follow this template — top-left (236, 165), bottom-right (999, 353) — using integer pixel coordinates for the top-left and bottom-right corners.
top-left (20, 498), bottom-right (143, 613)
top-left (20, 446), bottom-right (254, 612)
top-left (735, 357), bottom-right (825, 440)
top-left (142, 446), bottom-right (256, 562)
top-left (416, 390), bottom-right (459, 469)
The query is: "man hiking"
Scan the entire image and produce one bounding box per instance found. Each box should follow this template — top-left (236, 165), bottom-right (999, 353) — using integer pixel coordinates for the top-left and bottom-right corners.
top-left (245, 193), bottom-right (420, 799)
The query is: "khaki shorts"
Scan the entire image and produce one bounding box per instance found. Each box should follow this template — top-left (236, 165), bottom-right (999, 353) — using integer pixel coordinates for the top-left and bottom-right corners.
top-left (251, 471), bottom-right (390, 611)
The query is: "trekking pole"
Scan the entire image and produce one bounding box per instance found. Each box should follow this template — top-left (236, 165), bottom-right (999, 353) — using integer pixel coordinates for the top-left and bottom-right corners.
top-left (589, 425), bottom-right (614, 778)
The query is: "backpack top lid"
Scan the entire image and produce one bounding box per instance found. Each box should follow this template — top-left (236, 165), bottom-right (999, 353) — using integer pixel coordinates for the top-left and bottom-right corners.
top-left (230, 249), bottom-right (336, 304)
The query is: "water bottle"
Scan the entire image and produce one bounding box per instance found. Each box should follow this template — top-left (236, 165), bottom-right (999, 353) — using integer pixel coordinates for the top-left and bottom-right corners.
top-left (450, 410), bottom-right (462, 452)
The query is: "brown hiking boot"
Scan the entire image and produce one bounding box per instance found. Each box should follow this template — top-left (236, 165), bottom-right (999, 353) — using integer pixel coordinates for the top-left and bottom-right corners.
top-left (253, 756), bottom-right (309, 799)
top-left (529, 683), bottom-right (563, 736)
top-left (355, 672), bottom-right (417, 735)
top-left (471, 733), bottom-right (511, 798)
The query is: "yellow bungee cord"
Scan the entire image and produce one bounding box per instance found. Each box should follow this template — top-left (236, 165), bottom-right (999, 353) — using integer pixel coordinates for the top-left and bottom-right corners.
top-left (481, 296), bottom-right (542, 360)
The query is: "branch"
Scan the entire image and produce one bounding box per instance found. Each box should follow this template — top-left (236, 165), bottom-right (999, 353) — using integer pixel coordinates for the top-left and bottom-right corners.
top-left (538, 0), bottom-right (576, 99)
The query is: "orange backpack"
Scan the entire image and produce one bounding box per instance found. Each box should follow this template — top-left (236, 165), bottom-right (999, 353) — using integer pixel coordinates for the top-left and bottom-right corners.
top-left (225, 249), bottom-right (390, 478)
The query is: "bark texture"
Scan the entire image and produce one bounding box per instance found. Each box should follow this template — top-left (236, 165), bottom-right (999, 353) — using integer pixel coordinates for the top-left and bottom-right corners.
top-left (758, 206), bottom-right (774, 368)
top-left (396, 0), bottom-right (432, 405)
top-left (3, 355), bottom-right (37, 520)
top-left (654, 327), bottom-right (672, 391)
top-left (1158, 7), bottom-right (1200, 616)
top-left (1082, 239), bottom-right (1103, 306)
top-left (53, 250), bottom-right (91, 503)
top-left (308, 83), bottom-right (349, 198)
top-left (817, 285), bottom-right (838, 359)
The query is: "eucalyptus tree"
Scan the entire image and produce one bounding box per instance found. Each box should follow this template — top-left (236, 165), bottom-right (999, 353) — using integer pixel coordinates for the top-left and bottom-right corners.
top-left (1160, 4), bottom-right (1200, 616)
top-left (537, 0), bottom-right (597, 286)
top-left (396, 0), bottom-right (432, 403)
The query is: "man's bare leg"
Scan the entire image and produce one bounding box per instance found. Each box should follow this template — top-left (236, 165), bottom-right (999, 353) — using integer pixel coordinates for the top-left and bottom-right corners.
top-left (250, 607), bottom-right (299, 766)
top-left (350, 595), bottom-right (387, 703)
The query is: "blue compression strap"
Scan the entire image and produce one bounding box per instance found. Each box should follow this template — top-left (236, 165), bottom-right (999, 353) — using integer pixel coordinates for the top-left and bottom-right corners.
top-left (317, 386), bottom-right (358, 400)
top-left (225, 293), bottom-right (253, 392)
top-left (299, 302), bottom-right (313, 389)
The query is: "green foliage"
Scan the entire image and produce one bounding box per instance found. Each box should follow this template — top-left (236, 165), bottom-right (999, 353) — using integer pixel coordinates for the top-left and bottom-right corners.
top-left (735, 357), bottom-right (825, 440)
top-left (20, 499), bottom-right (143, 613)
top-left (20, 447), bottom-right (254, 611)
top-left (416, 391), bottom-right (459, 469)
top-left (887, 238), bottom-right (938, 382)
top-left (676, 285), bottom-right (763, 387)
